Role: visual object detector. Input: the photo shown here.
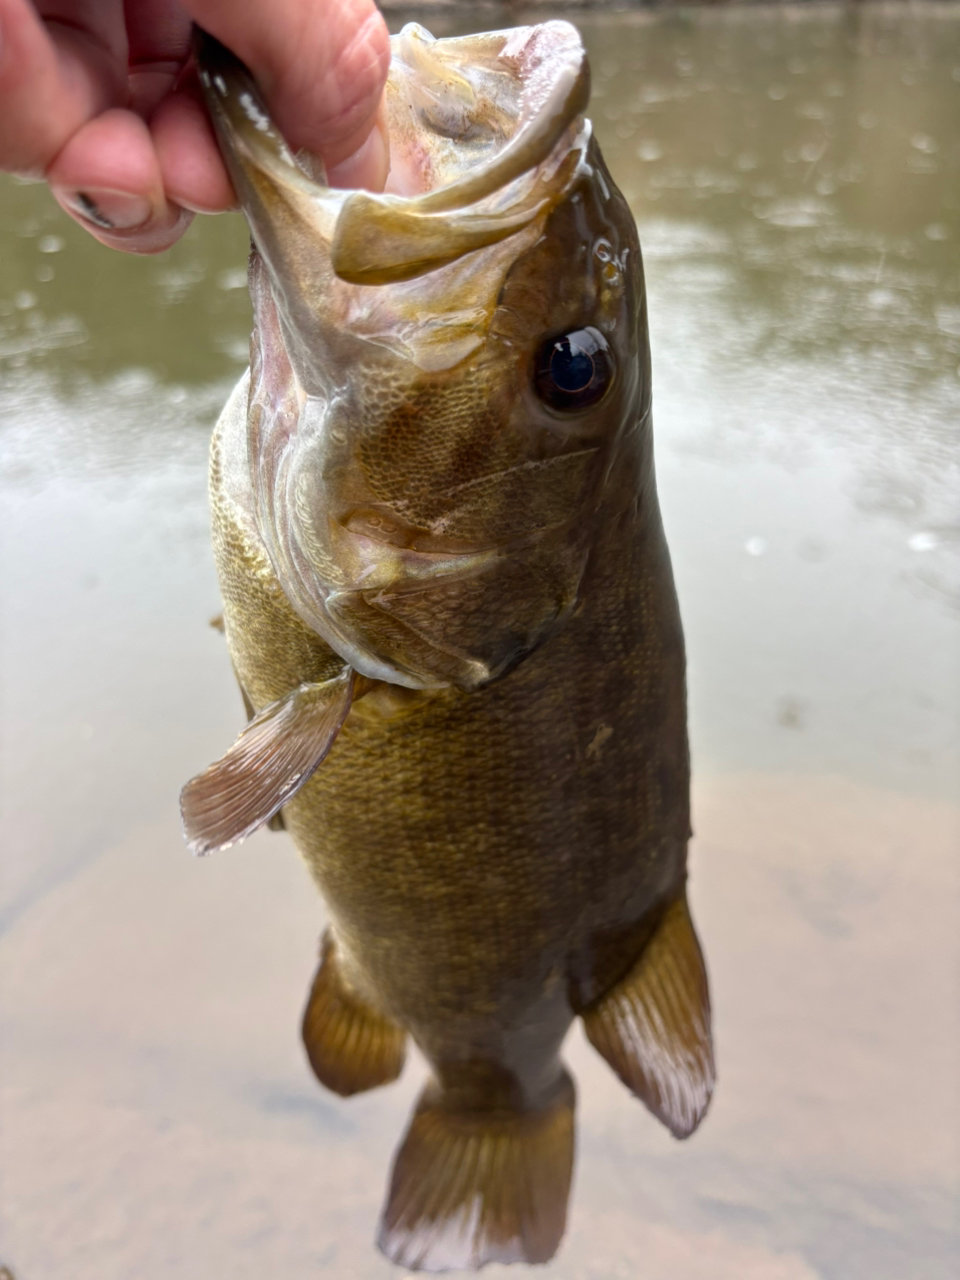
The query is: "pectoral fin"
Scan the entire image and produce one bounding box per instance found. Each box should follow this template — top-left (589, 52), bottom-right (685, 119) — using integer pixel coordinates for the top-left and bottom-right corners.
top-left (582, 891), bottom-right (714, 1138)
top-left (180, 669), bottom-right (354, 856)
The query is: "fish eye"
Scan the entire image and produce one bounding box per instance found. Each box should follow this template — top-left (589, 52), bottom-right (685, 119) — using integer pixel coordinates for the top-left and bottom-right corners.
top-left (533, 327), bottom-right (615, 413)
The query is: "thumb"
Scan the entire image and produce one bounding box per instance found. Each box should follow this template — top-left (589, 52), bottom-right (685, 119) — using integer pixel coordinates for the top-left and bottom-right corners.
top-left (184, 0), bottom-right (391, 190)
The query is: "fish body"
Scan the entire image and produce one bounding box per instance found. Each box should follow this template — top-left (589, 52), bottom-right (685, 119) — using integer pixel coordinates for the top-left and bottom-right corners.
top-left (187, 22), bottom-right (714, 1271)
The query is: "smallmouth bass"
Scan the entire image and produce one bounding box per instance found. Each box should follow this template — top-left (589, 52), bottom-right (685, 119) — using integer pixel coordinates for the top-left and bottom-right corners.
top-left (185, 21), bottom-right (714, 1271)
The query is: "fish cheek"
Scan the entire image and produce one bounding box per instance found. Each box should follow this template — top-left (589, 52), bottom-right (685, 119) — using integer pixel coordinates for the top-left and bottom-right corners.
top-left (354, 366), bottom-right (525, 537)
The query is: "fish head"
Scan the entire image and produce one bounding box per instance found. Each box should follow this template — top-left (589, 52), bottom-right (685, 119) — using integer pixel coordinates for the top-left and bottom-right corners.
top-left (199, 22), bottom-right (648, 691)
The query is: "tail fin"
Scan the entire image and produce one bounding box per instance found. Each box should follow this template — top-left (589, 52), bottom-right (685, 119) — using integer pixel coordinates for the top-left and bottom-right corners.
top-left (377, 1071), bottom-right (575, 1272)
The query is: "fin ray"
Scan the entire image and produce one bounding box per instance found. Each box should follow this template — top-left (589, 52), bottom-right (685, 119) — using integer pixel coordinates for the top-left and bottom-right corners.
top-left (582, 892), bottom-right (714, 1139)
top-left (302, 931), bottom-right (406, 1096)
top-left (180, 669), bottom-right (353, 856)
top-left (378, 1072), bottom-right (575, 1272)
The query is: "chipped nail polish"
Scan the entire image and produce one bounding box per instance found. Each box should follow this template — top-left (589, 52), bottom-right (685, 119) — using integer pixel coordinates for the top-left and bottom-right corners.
top-left (57, 189), bottom-right (154, 232)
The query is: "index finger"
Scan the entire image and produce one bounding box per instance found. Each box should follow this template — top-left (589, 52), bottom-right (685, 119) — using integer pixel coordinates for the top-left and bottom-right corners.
top-left (0, 0), bottom-right (127, 175)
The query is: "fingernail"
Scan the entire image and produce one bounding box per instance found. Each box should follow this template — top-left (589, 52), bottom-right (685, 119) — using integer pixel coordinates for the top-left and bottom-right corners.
top-left (56, 188), bottom-right (154, 231)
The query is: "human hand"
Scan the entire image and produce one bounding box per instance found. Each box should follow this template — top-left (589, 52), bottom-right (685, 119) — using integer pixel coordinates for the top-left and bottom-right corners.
top-left (0, 0), bottom-right (390, 253)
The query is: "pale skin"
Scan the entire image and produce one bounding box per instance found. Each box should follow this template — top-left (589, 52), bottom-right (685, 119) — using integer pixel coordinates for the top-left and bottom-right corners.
top-left (0, 0), bottom-right (390, 253)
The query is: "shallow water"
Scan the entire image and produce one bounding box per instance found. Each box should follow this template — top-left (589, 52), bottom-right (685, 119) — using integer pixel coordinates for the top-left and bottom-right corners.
top-left (1, 4), bottom-right (957, 1279)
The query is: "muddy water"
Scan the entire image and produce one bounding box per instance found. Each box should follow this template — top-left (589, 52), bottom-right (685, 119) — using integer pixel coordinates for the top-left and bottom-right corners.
top-left (1, 5), bottom-right (957, 1279)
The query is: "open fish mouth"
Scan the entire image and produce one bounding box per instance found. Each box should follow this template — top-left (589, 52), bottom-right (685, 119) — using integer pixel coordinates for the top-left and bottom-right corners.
top-left (195, 21), bottom-right (594, 372)
top-left (196, 22), bottom-right (591, 283)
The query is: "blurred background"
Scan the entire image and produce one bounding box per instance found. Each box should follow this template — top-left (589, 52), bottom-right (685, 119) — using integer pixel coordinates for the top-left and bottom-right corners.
top-left (1, 4), bottom-right (958, 1278)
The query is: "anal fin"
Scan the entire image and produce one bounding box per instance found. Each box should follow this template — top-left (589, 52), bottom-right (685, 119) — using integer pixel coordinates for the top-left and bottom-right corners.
top-left (302, 931), bottom-right (406, 1097)
top-left (378, 1071), bottom-right (575, 1272)
top-left (582, 890), bottom-right (714, 1138)
top-left (180, 668), bottom-right (353, 855)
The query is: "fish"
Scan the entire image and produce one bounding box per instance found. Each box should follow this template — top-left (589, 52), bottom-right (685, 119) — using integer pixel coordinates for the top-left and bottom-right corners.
top-left (184, 20), bottom-right (714, 1272)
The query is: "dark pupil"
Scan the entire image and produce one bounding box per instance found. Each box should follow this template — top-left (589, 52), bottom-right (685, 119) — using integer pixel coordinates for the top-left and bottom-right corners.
top-left (533, 326), bottom-right (614, 413)
top-left (550, 340), bottom-right (595, 393)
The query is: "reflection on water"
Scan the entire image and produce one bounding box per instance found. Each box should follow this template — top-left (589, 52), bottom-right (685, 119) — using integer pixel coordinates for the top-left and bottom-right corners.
top-left (1, 5), bottom-right (957, 1279)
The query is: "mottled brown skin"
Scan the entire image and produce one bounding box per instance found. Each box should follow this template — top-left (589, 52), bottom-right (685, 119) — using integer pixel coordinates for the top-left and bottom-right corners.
top-left (211, 151), bottom-right (690, 1115)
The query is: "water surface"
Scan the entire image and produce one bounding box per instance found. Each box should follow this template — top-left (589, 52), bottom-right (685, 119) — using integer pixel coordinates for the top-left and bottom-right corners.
top-left (1, 5), bottom-right (957, 1279)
